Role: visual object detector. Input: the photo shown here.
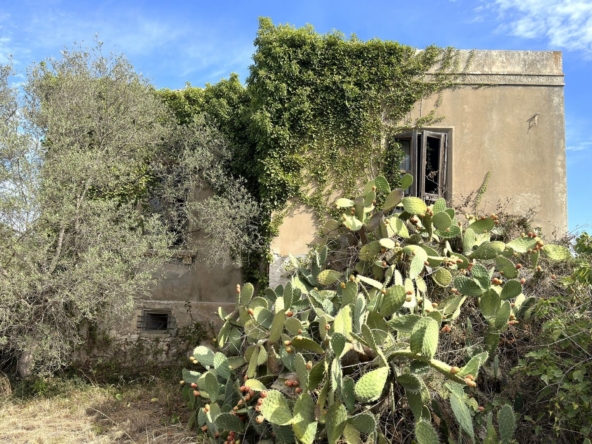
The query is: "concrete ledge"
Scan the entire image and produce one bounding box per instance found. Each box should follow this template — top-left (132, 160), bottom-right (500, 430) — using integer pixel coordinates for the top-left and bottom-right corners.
top-left (455, 50), bottom-right (563, 75)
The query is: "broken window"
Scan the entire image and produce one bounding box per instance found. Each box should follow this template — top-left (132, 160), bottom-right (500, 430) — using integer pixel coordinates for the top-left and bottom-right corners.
top-left (394, 129), bottom-right (449, 202)
top-left (137, 310), bottom-right (176, 333)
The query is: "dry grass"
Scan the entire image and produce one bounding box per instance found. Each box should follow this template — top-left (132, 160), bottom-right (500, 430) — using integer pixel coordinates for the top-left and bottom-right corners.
top-left (0, 376), bottom-right (197, 444)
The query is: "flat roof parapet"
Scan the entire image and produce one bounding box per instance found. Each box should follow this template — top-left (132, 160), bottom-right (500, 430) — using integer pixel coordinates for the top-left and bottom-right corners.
top-left (429, 50), bottom-right (564, 86)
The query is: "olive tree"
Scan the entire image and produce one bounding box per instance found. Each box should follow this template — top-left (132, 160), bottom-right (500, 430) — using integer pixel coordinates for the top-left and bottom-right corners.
top-left (0, 44), bottom-right (260, 377)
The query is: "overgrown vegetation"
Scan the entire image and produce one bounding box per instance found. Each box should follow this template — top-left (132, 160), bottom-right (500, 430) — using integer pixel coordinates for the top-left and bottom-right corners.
top-left (158, 18), bottom-right (467, 286)
top-left (180, 173), bottom-right (578, 443)
top-left (0, 17), bottom-right (588, 444)
top-left (0, 43), bottom-right (259, 377)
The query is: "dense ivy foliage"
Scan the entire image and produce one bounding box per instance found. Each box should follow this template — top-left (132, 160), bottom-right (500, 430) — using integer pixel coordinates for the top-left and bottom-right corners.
top-left (247, 18), bottom-right (461, 214)
top-left (158, 18), bottom-right (465, 286)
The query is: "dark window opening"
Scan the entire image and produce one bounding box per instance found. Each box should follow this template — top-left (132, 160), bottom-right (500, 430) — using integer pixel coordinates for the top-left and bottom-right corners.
top-left (146, 313), bottom-right (169, 331)
top-left (394, 129), bottom-right (449, 202)
top-left (137, 310), bottom-right (176, 333)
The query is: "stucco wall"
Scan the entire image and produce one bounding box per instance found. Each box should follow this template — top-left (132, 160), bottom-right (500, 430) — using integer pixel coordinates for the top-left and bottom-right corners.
top-left (418, 50), bottom-right (567, 237)
top-left (269, 50), bottom-right (567, 287)
top-left (113, 50), bottom-right (567, 333)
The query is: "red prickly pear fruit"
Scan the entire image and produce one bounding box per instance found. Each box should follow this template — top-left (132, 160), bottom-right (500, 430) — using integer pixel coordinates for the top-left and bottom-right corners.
top-left (520, 278), bottom-right (526, 284)
top-left (193, 390), bottom-right (200, 397)
top-left (260, 391), bottom-right (267, 398)
top-left (286, 311), bottom-right (294, 317)
top-left (256, 416), bottom-right (264, 424)
top-left (248, 309), bottom-right (254, 315)
top-left (478, 406), bottom-right (485, 412)
top-left (450, 366), bottom-right (460, 374)
top-left (191, 382), bottom-right (197, 389)
top-left (295, 387), bottom-right (302, 394)
top-left (285, 380), bottom-right (293, 387)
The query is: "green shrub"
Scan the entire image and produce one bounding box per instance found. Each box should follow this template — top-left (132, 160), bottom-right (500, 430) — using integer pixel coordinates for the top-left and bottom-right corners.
top-left (180, 175), bottom-right (570, 443)
top-left (512, 231), bottom-right (592, 442)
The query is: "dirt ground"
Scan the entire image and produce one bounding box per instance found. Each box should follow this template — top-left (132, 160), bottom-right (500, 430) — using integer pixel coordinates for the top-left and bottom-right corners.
top-left (0, 375), bottom-right (198, 444)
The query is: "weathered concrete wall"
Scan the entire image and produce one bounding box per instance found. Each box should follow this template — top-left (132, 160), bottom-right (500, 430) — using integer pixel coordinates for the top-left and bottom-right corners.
top-left (418, 50), bottom-right (567, 237)
top-left (269, 50), bottom-right (567, 286)
top-left (109, 186), bottom-right (243, 344)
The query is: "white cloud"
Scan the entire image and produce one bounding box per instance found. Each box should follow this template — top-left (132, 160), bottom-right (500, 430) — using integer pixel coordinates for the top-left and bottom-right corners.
top-left (492, 0), bottom-right (592, 53)
top-left (567, 141), bottom-right (592, 151)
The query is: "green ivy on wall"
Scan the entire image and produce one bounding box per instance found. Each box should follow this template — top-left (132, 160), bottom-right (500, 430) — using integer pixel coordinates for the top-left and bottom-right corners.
top-left (158, 18), bottom-right (464, 285)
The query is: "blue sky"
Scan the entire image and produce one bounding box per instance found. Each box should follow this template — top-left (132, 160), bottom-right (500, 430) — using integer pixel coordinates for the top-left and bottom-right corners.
top-left (1, 0), bottom-right (590, 233)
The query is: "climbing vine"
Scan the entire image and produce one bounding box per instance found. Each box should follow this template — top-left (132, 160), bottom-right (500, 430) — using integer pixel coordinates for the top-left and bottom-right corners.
top-left (158, 18), bottom-right (465, 284)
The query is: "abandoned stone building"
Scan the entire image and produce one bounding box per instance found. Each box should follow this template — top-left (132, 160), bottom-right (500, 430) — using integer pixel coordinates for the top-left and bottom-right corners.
top-left (116, 49), bottom-right (567, 342)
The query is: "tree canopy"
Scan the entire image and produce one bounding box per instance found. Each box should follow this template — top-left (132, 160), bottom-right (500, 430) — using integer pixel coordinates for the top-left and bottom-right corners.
top-left (0, 44), bottom-right (259, 376)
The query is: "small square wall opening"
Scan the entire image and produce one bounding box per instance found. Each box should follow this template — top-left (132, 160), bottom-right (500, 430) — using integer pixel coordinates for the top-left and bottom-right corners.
top-left (146, 313), bottom-right (169, 331)
top-left (137, 310), bottom-right (176, 334)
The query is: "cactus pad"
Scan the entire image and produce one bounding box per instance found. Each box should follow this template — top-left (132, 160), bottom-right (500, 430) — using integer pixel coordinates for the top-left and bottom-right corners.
top-left (240, 282), bottom-right (254, 306)
top-left (498, 404), bottom-right (516, 443)
top-left (349, 412), bottom-right (377, 434)
top-left (415, 420), bottom-right (439, 444)
top-left (432, 268), bottom-right (452, 287)
top-left (379, 285), bottom-right (406, 317)
top-left (245, 379), bottom-right (266, 391)
top-left (383, 189), bottom-right (404, 212)
top-left (317, 270), bottom-right (343, 286)
top-left (500, 279), bottom-right (522, 300)
top-left (450, 393), bottom-right (475, 441)
top-left (214, 353), bottom-right (231, 380)
top-left (468, 217), bottom-right (495, 234)
top-left (260, 390), bottom-right (293, 426)
top-left (542, 244), bottom-right (571, 260)
top-left (410, 317), bottom-right (439, 359)
top-left (326, 401), bottom-right (348, 444)
top-left (293, 392), bottom-right (318, 444)
top-left (215, 413), bottom-right (245, 433)
top-left (193, 346), bottom-right (215, 367)
top-left (454, 276), bottom-right (485, 296)
top-left (458, 351), bottom-right (488, 378)
top-left (354, 366), bottom-right (389, 403)
top-left (292, 336), bottom-right (325, 354)
top-left (402, 197), bottom-right (427, 215)
top-left (433, 211), bottom-right (452, 231)
top-left (294, 353), bottom-right (310, 389)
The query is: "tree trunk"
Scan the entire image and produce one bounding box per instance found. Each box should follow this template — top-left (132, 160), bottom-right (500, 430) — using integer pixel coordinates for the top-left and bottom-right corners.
top-left (17, 348), bottom-right (35, 379)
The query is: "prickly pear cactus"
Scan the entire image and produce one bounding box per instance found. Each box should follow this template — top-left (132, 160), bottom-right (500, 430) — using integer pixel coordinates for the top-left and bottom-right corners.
top-left (180, 174), bottom-right (566, 443)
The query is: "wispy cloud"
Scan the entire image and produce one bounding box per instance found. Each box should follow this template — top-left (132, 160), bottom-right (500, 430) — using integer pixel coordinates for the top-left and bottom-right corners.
top-left (566, 113), bottom-right (592, 153)
top-left (567, 141), bottom-right (592, 152)
top-left (3, 5), bottom-right (254, 85)
top-left (491, 0), bottom-right (592, 53)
